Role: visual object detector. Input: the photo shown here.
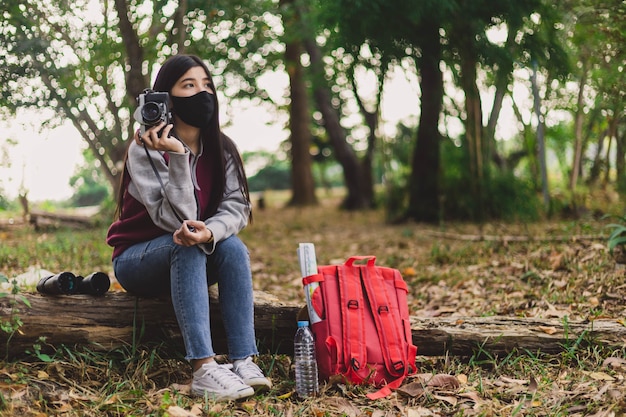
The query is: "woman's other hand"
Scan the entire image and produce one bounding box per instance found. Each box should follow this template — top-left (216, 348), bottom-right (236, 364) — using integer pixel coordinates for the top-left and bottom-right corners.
top-left (173, 220), bottom-right (213, 246)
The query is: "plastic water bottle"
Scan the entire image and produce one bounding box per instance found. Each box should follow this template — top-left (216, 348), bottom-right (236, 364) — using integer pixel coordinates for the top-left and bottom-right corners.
top-left (294, 320), bottom-right (319, 397)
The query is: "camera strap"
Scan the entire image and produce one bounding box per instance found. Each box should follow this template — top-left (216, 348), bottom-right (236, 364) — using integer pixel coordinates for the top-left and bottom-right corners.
top-left (142, 143), bottom-right (186, 225)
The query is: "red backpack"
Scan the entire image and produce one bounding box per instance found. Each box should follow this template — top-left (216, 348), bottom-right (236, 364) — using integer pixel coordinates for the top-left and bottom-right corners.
top-left (301, 254), bottom-right (418, 399)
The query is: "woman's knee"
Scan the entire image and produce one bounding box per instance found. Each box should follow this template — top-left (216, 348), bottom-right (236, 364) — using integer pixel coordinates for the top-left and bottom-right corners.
top-left (170, 243), bottom-right (209, 270)
top-left (212, 235), bottom-right (249, 263)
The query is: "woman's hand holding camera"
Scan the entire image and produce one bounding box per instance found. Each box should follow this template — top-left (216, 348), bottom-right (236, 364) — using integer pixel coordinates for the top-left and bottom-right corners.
top-left (173, 220), bottom-right (213, 247)
top-left (135, 122), bottom-right (185, 154)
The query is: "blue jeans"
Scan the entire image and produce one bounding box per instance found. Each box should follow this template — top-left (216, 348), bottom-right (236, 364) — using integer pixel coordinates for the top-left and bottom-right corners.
top-left (113, 234), bottom-right (259, 361)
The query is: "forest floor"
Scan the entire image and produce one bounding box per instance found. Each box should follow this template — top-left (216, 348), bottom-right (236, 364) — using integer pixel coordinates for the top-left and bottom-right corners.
top-left (1, 192), bottom-right (626, 416)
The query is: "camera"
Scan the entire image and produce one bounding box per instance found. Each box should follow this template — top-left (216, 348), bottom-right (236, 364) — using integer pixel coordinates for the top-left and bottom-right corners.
top-left (37, 272), bottom-right (111, 296)
top-left (133, 89), bottom-right (171, 135)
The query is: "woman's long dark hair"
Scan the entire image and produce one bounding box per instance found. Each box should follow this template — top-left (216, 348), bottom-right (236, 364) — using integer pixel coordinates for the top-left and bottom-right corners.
top-left (114, 54), bottom-right (252, 221)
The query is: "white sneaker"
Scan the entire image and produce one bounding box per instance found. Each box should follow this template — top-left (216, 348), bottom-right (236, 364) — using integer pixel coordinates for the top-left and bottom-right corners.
top-left (191, 361), bottom-right (254, 401)
top-left (232, 357), bottom-right (272, 391)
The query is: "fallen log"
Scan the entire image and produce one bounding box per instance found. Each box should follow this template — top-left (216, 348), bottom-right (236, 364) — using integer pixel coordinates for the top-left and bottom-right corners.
top-left (423, 229), bottom-right (605, 243)
top-left (410, 316), bottom-right (626, 356)
top-left (1, 291), bottom-right (625, 360)
top-left (0, 290), bottom-right (299, 359)
top-left (29, 209), bottom-right (96, 230)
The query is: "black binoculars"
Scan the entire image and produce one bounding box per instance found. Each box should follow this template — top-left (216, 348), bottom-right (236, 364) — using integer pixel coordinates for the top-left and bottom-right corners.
top-left (37, 272), bottom-right (110, 296)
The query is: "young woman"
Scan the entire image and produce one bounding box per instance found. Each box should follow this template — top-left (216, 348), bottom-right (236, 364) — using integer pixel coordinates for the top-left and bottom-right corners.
top-left (107, 54), bottom-right (270, 401)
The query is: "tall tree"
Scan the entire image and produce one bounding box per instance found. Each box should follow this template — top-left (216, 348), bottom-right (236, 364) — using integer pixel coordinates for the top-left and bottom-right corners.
top-left (562, 0), bottom-right (626, 191)
top-left (406, 20), bottom-right (444, 223)
top-left (296, 2), bottom-right (388, 209)
top-left (303, 38), bottom-right (377, 209)
top-left (320, 0), bottom-right (578, 222)
top-left (0, 0), bottom-right (282, 197)
top-left (280, 0), bottom-right (317, 206)
top-left (318, 0), bottom-right (452, 221)
top-left (443, 0), bottom-right (569, 219)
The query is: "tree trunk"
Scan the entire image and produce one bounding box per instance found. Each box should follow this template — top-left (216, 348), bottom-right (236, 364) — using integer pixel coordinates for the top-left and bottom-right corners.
top-left (406, 21), bottom-right (443, 223)
top-left (531, 62), bottom-right (550, 210)
top-left (304, 38), bottom-right (370, 210)
top-left (569, 58), bottom-right (589, 192)
top-left (611, 115), bottom-right (625, 190)
top-left (458, 39), bottom-right (486, 222)
top-left (110, 0), bottom-right (153, 194)
top-left (281, 0), bottom-right (317, 207)
top-left (605, 129), bottom-right (615, 186)
top-left (485, 23), bottom-right (517, 170)
top-left (2, 292), bottom-right (625, 360)
top-left (114, 0), bottom-right (148, 107)
top-left (619, 130), bottom-right (626, 188)
top-left (351, 66), bottom-right (382, 209)
top-left (586, 108), bottom-right (604, 185)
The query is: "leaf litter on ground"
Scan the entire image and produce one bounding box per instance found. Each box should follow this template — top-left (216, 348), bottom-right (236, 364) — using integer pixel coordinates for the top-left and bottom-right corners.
top-left (1, 198), bottom-right (626, 416)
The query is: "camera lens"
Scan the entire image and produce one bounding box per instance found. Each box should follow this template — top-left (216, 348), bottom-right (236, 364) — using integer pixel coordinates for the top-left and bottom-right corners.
top-left (141, 102), bottom-right (162, 124)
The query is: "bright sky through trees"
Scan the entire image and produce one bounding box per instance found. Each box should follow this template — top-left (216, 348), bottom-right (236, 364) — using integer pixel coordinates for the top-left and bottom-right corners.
top-left (0, 68), bottom-right (421, 201)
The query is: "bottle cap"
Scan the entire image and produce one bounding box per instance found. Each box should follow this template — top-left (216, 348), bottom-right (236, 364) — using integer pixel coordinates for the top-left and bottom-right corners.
top-left (297, 320), bottom-right (310, 327)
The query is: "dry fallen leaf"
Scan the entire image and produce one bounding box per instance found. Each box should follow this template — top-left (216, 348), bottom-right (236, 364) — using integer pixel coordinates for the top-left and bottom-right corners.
top-left (549, 253), bottom-right (565, 270)
top-left (321, 397), bottom-right (361, 417)
top-left (406, 407), bottom-right (438, 416)
top-left (403, 267), bottom-right (417, 277)
top-left (10, 389), bottom-right (27, 400)
top-left (432, 394), bottom-right (457, 406)
top-left (55, 402), bottom-right (73, 412)
top-left (585, 410), bottom-right (617, 417)
top-left (607, 389), bottom-right (624, 401)
top-left (538, 326), bottom-right (558, 335)
top-left (427, 374), bottom-right (461, 389)
top-left (412, 373), bottom-right (460, 389)
top-left (603, 357), bottom-right (626, 369)
top-left (459, 391), bottom-right (483, 407)
top-left (583, 371), bottom-right (615, 381)
top-left (499, 376), bottom-right (529, 385)
top-left (397, 381), bottom-right (425, 397)
top-left (170, 383), bottom-right (191, 395)
top-left (167, 405), bottom-right (201, 417)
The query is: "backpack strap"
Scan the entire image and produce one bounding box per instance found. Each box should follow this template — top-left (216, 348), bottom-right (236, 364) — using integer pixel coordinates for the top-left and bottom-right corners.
top-left (361, 263), bottom-right (408, 379)
top-left (394, 270), bottom-right (418, 374)
top-left (338, 260), bottom-right (368, 381)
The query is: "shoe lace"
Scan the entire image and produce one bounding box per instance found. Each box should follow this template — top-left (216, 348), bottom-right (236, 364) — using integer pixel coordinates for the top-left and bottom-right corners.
top-left (201, 363), bottom-right (245, 389)
top-left (235, 357), bottom-right (264, 380)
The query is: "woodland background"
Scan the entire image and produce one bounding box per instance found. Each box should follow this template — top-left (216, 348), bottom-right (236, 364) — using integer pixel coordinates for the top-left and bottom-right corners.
top-left (1, 1), bottom-right (626, 416)
top-left (0, 0), bottom-right (624, 221)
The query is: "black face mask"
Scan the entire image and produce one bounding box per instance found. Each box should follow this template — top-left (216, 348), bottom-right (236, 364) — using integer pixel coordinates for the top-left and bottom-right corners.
top-left (171, 91), bottom-right (216, 128)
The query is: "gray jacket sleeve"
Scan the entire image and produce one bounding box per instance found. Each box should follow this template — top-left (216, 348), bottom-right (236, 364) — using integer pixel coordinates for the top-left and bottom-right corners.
top-left (199, 153), bottom-right (251, 255)
top-left (126, 141), bottom-right (197, 232)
